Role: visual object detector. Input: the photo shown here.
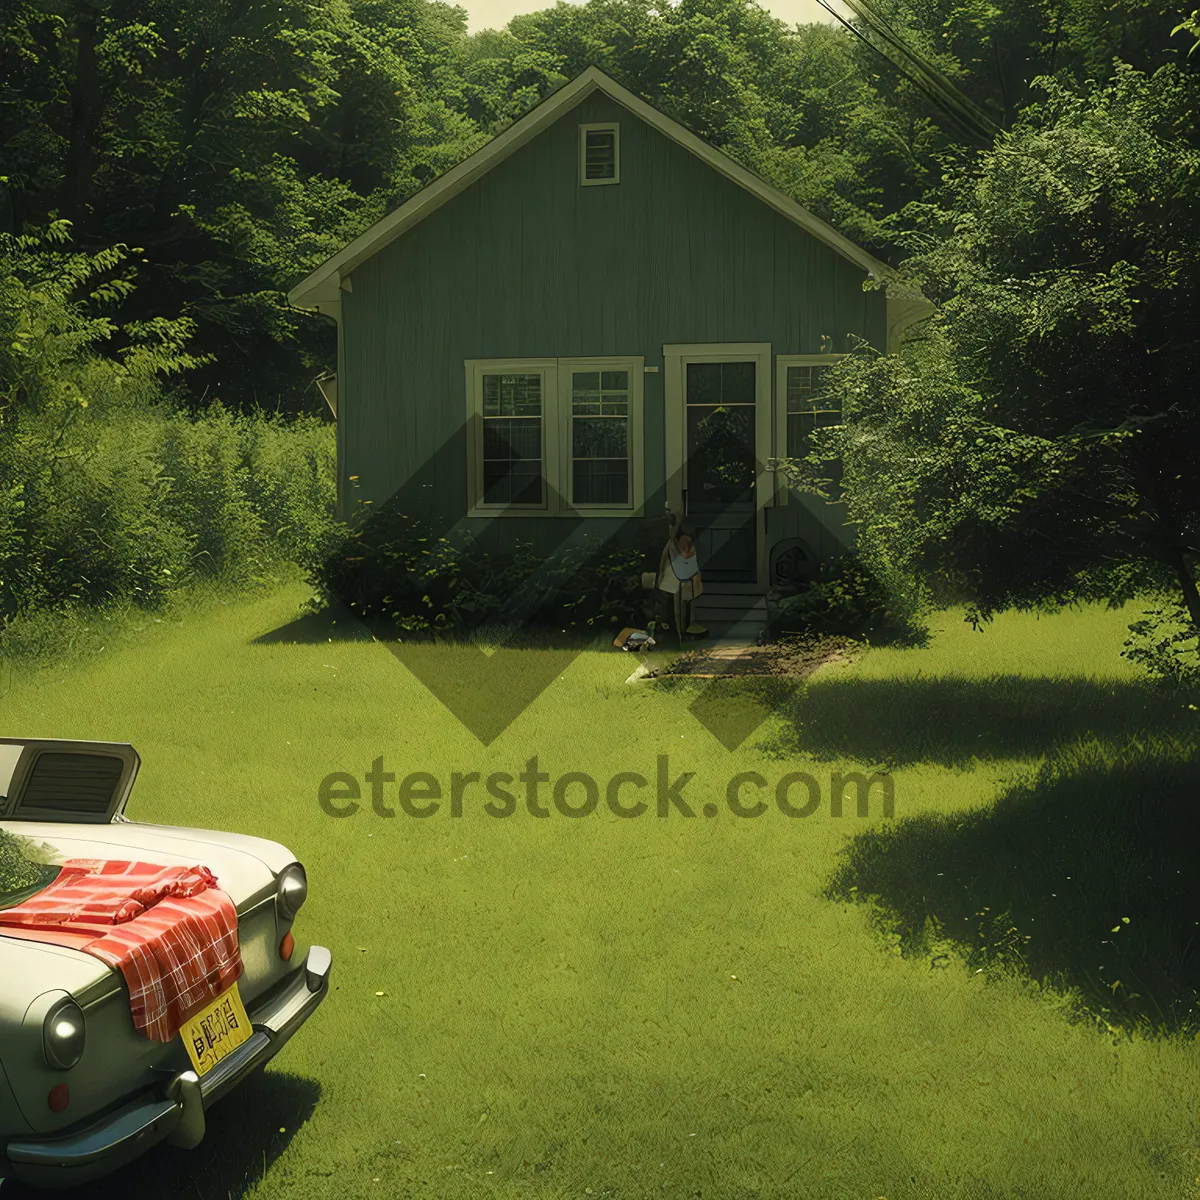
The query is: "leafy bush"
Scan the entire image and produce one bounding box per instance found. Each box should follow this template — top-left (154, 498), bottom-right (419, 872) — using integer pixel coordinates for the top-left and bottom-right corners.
top-left (772, 554), bottom-right (925, 643)
top-left (0, 393), bottom-right (337, 626)
top-left (1122, 600), bottom-right (1200, 685)
top-left (311, 505), bottom-right (657, 637)
top-left (242, 414), bottom-right (342, 570)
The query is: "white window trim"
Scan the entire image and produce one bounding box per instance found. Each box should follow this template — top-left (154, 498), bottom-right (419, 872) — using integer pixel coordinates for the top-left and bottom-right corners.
top-left (579, 122), bottom-right (620, 187)
top-left (465, 356), bottom-right (643, 517)
top-left (774, 353), bottom-right (846, 505)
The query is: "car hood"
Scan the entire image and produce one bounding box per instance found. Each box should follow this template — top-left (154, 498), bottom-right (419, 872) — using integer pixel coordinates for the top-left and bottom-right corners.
top-left (0, 821), bottom-right (295, 1011)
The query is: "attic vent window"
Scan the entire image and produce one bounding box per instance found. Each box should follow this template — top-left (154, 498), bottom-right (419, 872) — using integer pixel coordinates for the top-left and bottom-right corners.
top-left (580, 123), bottom-right (619, 186)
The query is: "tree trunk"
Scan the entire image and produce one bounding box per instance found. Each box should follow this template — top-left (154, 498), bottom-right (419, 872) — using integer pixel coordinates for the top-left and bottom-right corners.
top-left (1046, 5), bottom-right (1065, 75)
top-left (1172, 550), bottom-right (1200, 641)
top-left (62, 1), bottom-right (103, 241)
top-left (150, 44), bottom-right (214, 237)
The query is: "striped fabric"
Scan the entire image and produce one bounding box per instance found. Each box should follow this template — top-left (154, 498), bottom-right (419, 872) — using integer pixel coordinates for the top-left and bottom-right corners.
top-left (0, 859), bottom-right (243, 1042)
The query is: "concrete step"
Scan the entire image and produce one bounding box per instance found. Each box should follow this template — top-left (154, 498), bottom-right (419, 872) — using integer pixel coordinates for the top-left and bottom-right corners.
top-left (697, 581), bottom-right (766, 595)
top-left (695, 594), bottom-right (768, 607)
top-left (683, 617), bottom-right (769, 643)
top-left (694, 599), bottom-right (769, 620)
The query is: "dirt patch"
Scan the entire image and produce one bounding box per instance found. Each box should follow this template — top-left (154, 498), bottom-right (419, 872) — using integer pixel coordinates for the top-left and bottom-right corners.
top-left (637, 634), bottom-right (860, 681)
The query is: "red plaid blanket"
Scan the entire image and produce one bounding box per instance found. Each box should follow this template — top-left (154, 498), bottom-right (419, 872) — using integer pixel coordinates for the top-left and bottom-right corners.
top-left (0, 859), bottom-right (243, 1042)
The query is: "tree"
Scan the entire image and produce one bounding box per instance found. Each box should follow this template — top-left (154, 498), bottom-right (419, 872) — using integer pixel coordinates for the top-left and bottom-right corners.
top-left (794, 63), bottom-right (1200, 667)
top-left (0, 0), bottom-right (485, 412)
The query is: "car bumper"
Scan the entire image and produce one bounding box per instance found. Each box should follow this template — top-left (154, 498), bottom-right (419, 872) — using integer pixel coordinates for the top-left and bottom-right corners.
top-left (3, 945), bottom-right (332, 1190)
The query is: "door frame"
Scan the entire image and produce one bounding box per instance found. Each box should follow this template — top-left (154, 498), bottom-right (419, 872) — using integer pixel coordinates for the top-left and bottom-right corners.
top-left (663, 342), bottom-right (773, 587)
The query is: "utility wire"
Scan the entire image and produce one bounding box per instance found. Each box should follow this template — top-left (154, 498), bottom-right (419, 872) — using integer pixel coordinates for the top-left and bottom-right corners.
top-left (813, 0), bottom-right (1003, 146)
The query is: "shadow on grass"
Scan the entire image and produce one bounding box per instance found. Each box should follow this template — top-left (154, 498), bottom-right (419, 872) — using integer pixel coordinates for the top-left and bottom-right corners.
top-left (4, 1069), bottom-right (321, 1199)
top-left (254, 602), bottom-right (620, 652)
top-left (826, 736), bottom-right (1200, 1034)
top-left (253, 598), bottom-right (377, 645)
top-left (759, 674), bottom-right (1200, 768)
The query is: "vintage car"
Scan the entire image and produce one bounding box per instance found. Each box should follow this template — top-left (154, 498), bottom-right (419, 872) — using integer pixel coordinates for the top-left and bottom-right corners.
top-left (0, 737), bottom-right (332, 1189)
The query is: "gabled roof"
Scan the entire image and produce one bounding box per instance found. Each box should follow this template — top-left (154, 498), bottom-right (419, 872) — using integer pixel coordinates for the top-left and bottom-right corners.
top-left (287, 66), bottom-right (933, 340)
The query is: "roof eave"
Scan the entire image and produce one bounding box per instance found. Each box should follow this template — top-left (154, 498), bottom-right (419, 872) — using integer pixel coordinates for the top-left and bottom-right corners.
top-left (287, 269), bottom-right (343, 313)
top-left (885, 293), bottom-right (936, 352)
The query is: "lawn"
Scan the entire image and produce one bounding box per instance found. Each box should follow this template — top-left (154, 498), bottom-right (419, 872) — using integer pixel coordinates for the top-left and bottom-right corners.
top-left (1, 582), bottom-right (1198, 1199)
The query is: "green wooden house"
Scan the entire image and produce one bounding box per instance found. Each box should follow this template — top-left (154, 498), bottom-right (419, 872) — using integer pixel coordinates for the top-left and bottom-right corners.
top-left (287, 66), bottom-right (931, 624)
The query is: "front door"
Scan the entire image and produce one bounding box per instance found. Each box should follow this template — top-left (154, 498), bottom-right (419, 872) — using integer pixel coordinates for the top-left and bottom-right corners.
top-left (664, 345), bottom-right (771, 585)
top-left (685, 360), bottom-right (757, 580)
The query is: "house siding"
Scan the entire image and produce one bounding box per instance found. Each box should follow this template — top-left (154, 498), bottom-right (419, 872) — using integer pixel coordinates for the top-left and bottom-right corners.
top-left (340, 91), bottom-right (886, 562)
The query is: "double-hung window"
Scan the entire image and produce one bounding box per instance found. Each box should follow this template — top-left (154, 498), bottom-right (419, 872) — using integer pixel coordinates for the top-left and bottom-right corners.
top-left (774, 354), bottom-right (845, 503)
top-left (466, 357), bottom-right (643, 515)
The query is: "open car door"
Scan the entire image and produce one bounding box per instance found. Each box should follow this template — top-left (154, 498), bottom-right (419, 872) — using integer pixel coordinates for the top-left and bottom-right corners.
top-left (0, 738), bottom-right (140, 824)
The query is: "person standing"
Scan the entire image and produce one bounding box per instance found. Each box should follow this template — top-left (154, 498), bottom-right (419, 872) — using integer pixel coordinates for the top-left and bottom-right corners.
top-left (657, 526), bottom-right (708, 639)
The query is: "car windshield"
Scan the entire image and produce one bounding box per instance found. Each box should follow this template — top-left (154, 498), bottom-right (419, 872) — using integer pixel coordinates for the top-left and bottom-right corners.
top-left (0, 828), bottom-right (62, 910)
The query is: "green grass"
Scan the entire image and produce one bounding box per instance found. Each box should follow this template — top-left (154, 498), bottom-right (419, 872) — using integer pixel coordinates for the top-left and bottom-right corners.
top-left (2, 589), bottom-right (1199, 1199)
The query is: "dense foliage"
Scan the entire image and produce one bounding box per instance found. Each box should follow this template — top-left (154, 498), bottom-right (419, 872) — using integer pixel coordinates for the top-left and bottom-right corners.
top-left (5, 0), bottom-right (1193, 415)
top-left (311, 504), bottom-right (657, 636)
top-left (0, 223), bottom-right (336, 628)
top-left (0, 0), bottom-right (482, 412)
top-left (787, 57), bottom-right (1200, 674)
top-left (772, 554), bottom-right (924, 641)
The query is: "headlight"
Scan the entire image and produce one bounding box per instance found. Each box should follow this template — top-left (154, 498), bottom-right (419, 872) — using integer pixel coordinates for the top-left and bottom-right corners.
top-left (276, 862), bottom-right (308, 922)
top-left (43, 998), bottom-right (86, 1071)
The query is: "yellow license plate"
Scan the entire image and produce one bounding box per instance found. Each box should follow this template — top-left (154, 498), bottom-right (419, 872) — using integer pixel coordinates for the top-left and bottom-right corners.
top-left (180, 982), bottom-right (253, 1076)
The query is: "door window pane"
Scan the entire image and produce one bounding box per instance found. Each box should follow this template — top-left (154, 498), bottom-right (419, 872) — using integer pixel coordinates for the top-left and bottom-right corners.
top-left (686, 361), bottom-right (756, 508)
top-left (686, 404), bottom-right (756, 505)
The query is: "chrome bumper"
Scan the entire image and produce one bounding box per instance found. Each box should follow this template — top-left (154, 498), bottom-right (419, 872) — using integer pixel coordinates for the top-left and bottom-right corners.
top-left (4, 945), bottom-right (332, 1190)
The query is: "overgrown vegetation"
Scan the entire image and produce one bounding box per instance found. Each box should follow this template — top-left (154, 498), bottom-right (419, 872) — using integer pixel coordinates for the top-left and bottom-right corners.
top-left (771, 553), bottom-right (925, 643)
top-left (0, 223), bottom-right (337, 637)
top-left (311, 504), bottom-right (656, 637)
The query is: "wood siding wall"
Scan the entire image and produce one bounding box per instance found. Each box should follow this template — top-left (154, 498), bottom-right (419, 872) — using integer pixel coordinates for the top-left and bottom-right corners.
top-left (340, 91), bottom-right (886, 561)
